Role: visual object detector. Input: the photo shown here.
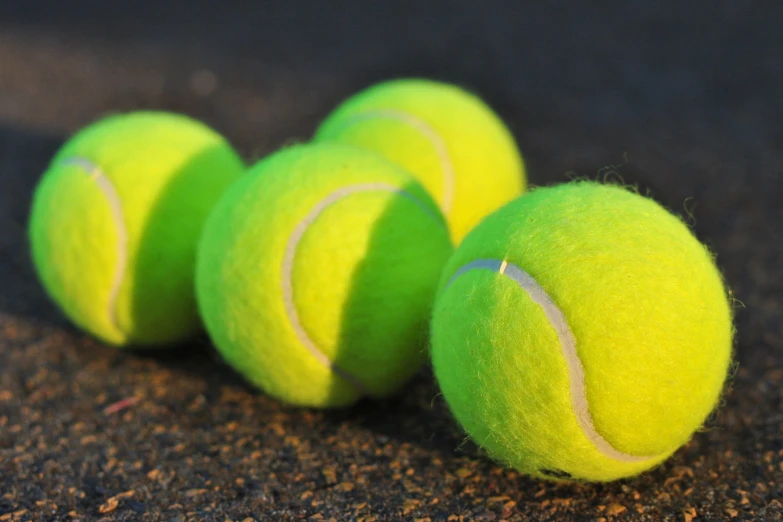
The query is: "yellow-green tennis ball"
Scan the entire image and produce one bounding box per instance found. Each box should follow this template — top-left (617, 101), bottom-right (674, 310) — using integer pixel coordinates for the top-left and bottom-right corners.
top-left (431, 182), bottom-right (733, 482)
top-left (196, 143), bottom-right (453, 408)
top-left (29, 111), bottom-right (245, 346)
top-left (314, 78), bottom-right (525, 243)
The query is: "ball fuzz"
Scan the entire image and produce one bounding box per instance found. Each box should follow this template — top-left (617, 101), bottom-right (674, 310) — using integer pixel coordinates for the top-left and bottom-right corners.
top-left (315, 78), bottom-right (525, 243)
top-left (431, 182), bottom-right (733, 481)
top-left (28, 111), bottom-right (245, 346)
top-left (196, 143), bottom-right (453, 408)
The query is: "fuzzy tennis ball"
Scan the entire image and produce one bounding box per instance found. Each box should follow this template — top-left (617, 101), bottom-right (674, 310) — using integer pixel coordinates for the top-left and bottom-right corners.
top-left (29, 111), bottom-right (245, 346)
top-left (431, 182), bottom-right (733, 482)
top-left (196, 143), bottom-right (453, 408)
top-left (314, 78), bottom-right (525, 243)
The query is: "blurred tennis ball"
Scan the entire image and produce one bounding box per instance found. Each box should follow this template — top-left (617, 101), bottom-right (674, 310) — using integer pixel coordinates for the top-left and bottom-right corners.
top-left (29, 111), bottom-right (245, 346)
top-left (315, 78), bottom-right (525, 243)
top-left (197, 143), bottom-right (452, 407)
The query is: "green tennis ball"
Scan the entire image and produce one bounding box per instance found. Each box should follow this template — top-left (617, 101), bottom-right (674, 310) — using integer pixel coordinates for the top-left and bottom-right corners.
top-left (196, 143), bottom-right (453, 408)
top-left (29, 111), bottom-right (245, 346)
top-left (431, 182), bottom-right (733, 482)
top-left (314, 78), bottom-right (525, 243)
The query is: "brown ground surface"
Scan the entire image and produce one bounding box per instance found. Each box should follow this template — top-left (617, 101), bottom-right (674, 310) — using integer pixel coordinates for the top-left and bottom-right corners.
top-left (1, 2), bottom-right (781, 521)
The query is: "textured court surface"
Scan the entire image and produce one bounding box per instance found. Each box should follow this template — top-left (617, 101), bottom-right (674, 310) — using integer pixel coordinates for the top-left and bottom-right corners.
top-left (1, 2), bottom-right (781, 520)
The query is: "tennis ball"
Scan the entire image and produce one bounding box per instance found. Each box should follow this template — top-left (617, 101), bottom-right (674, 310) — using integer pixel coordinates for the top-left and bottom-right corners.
top-left (29, 111), bottom-right (245, 346)
top-left (314, 78), bottom-right (525, 243)
top-left (196, 143), bottom-right (452, 408)
top-left (431, 182), bottom-right (733, 482)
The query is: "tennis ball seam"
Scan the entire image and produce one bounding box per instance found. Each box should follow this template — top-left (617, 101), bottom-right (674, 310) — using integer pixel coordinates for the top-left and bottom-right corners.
top-left (327, 109), bottom-right (455, 214)
top-left (281, 181), bottom-right (442, 396)
top-left (444, 258), bottom-right (663, 464)
top-left (58, 156), bottom-right (127, 337)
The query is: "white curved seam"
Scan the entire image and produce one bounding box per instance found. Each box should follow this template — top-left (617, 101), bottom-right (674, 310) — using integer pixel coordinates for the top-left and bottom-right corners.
top-left (281, 182), bottom-right (443, 395)
top-left (445, 258), bottom-right (660, 463)
top-left (59, 157), bottom-right (126, 336)
top-left (331, 109), bottom-right (455, 215)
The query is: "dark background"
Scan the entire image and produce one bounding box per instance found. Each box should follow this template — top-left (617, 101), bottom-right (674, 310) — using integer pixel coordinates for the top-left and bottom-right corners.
top-left (1, 2), bottom-right (781, 520)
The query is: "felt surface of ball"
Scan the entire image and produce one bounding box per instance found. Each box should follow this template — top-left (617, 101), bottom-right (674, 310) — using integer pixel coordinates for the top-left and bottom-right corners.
top-left (29, 111), bottom-right (245, 346)
top-left (431, 182), bottom-right (733, 482)
top-left (196, 143), bottom-right (453, 408)
top-left (314, 79), bottom-right (525, 243)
